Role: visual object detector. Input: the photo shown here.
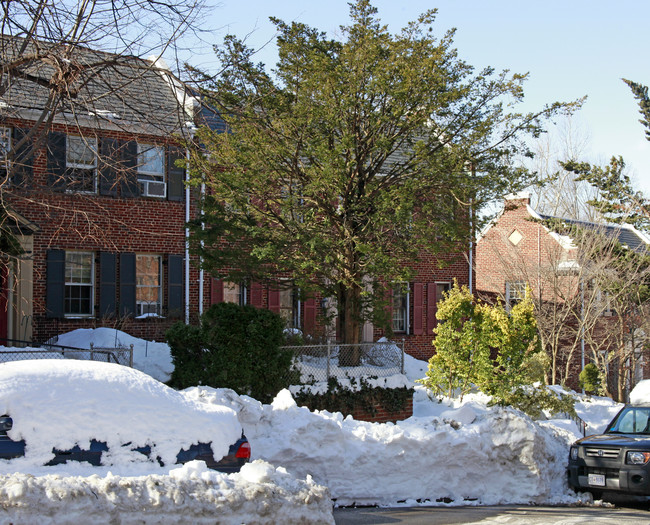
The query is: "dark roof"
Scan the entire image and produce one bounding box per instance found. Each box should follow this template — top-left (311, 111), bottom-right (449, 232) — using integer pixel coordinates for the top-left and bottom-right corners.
top-left (539, 213), bottom-right (650, 253)
top-left (0, 36), bottom-right (191, 136)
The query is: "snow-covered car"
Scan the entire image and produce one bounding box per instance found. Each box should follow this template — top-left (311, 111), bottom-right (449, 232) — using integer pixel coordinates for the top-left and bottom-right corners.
top-left (568, 404), bottom-right (650, 497)
top-left (0, 360), bottom-right (250, 472)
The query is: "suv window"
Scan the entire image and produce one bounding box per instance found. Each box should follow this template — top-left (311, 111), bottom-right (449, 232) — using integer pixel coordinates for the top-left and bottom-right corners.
top-left (608, 406), bottom-right (650, 434)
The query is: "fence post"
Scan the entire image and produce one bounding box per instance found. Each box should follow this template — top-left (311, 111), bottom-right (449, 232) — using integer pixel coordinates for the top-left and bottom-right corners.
top-left (129, 344), bottom-right (134, 368)
top-left (327, 340), bottom-right (331, 381)
top-left (401, 338), bottom-right (405, 374)
top-left (89, 342), bottom-right (94, 362)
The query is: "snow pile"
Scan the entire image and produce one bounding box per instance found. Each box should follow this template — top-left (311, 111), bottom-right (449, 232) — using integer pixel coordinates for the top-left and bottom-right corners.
top-left (193, 386), bottom-right (581, 506)
top-left (55, 327), bottom-right (173, 383)
top-left (0, 461), bottom-right (333, 525)
top-left (629, 379), bottom-right (650, 405)
top-left (0, 328), bottom-right (626, 518)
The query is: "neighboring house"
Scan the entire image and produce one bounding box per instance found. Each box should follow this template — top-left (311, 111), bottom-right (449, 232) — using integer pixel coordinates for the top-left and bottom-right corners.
top-left (476, 192), bottom-right (650, 390)
top-left (1, 39), bottom-right (199, 344)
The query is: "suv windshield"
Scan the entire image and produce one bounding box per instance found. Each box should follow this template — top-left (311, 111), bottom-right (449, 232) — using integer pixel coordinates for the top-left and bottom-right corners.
top-left (607, 406), bottom-right (650, 434)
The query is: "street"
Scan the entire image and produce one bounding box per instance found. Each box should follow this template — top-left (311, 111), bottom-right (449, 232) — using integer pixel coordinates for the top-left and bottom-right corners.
top-left (333, 504), bottom-right (650, 524)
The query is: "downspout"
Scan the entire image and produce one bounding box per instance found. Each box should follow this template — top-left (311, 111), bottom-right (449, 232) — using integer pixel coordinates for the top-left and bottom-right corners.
top-left (199, 181), bottom-right (206, 316)
top-left (185, 147), bottom-right (191, 324)
top-left (469, 165), bottom-right (475, 295)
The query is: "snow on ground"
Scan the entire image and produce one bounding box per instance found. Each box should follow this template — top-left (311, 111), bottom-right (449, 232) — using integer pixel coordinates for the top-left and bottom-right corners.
top-left (0, 328), bottom-right (626, 521)
top-left (55, 327), bottom-right (174, 383)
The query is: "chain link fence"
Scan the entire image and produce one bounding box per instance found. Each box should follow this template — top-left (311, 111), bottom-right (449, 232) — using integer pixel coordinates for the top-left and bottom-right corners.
top-left (0, 341), bottom-right (133, 368)
top-left (282, 339), bottom-right (405, 385)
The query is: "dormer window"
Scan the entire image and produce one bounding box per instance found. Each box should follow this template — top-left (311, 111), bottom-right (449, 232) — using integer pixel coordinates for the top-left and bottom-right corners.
top-left (137, 143), bottom-right (165, 197)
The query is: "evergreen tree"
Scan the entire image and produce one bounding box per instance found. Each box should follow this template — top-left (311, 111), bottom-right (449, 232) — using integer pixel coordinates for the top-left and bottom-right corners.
top-left (189, 0), bottom-right (578, 349)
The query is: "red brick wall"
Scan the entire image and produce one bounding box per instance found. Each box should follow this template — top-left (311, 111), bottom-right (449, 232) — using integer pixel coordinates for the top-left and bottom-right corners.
top-left (6, 118), bottom-right (201, 343)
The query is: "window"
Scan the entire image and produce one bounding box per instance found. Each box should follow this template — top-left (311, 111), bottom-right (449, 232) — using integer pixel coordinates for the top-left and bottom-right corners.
top-left (64, 251), bottom-right (94, 316)
top-left (136, 254), bottom-right (162, 316)
top-left (506, 281), bottom-right (526, 310)
top-left (137, 143), bottom-right (165, 197)
top-left (392, 284), bottom-right (410, 333)
top-left (435, 282), bottom-right (452, 305)
top-left (224, 282), bottom-right (246, 305)
top-left (508, 229), bottom-right (523, 246)
top-left (0, 127), bottom-right (10, 174)
top-left (0, 127), bottom-right (10, 158)
top-left (278, 286), bottom-right (301, 329)
top-left (66, 136), bottom-right (97, 193)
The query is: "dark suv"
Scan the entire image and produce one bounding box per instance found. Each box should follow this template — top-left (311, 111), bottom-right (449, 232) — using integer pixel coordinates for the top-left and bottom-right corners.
top-left (568, 404), bottom-right (650, 497)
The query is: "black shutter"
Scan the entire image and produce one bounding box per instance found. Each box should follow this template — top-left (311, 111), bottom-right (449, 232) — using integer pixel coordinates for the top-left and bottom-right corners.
top-left (47, 131), bottom-right (67, 191)
top-left (99, 252), bottom-right (117, 317)
top-left (46, 249), bottom-right (65, 318)
top-left (11, 128), bottom-right (34, 187)
top-left (167, 146), bottom-right (185, 202)
top-left (120, 141), bottom-right (140, 198)
top-left (167, 254), bottom-right (183, 318)
top-left (99, 138), bottom-right (119, 197)
top-left (119, 252), bottom-right (136, 317)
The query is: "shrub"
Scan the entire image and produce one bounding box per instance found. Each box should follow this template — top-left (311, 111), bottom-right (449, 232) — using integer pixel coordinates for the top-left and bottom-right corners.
top-left (166, 302), bottom-right (295, 402)
top-left (579, 363), bottom-right (602, 395)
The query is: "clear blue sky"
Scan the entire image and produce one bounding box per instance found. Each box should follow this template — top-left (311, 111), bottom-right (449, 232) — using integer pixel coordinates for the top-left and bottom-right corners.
top-left (190, 0), bottom-right (650, 195)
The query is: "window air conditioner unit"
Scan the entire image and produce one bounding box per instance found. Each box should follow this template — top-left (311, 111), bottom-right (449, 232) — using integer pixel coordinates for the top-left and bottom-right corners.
top-left (139, 180), bottom-right (166, 197)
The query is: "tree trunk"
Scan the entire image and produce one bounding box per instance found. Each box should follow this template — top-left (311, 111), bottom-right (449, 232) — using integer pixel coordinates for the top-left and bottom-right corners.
top-left (338, 283), bottom-right (362, 366)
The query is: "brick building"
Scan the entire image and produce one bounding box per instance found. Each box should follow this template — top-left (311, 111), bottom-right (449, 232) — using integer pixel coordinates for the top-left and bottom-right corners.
top-left (1, 40), bottom-right (200, 344)
top-left (476, 192), bottom-right (650, 391)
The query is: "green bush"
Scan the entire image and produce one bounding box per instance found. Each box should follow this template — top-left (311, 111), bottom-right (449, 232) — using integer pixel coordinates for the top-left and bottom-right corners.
top-left (293, 377), bottom-right (414, 417)
top-left (579, 363), bottom-right (602, 395)
top-left (166, 302), bottom-right (296, 402)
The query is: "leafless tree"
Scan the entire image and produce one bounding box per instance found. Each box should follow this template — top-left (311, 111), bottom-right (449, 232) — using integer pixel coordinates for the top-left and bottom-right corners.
top-left (0, 0), bottom-right (205, 254)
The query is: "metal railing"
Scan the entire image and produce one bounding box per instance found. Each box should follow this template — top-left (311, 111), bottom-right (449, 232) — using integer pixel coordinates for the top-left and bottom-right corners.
top-left (282, 339), bottom-right (405, 385)
top-left (0, 340), bottom-right (134, 368)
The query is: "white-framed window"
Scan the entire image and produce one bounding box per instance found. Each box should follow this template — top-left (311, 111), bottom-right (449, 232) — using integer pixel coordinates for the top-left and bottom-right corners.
top-left (137, 143), bottom-right (166, 197)
top-left (64, 251), bottom-right (94, 316)
top-left (224, 281), bottom-right (247, 305)
top-left (506, 281), bottom-right (526, 310)
top-left (0, 127), bottom-right (10, 159)
top-left (66, 135), bottom-right (97, 193)
top-left (392, 283), bottom-right (410, 334)
top-left (136, 254), bottom-right (162, 316)
top-left (0, 127), bottom-right (10, 175)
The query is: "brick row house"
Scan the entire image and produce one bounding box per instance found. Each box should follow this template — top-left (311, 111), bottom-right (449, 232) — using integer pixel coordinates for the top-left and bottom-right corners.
top-left (1, 39), bottom-right (199, 344)
top-left (476, 192), bottom-right (650, 393)
top-left (2, 39), bottom-right (474, 362)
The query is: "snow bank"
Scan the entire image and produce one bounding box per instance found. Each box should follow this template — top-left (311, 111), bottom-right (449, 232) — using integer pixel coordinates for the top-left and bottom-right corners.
top-left (55, 327), bottom-right (173, 383)
top-left (196, 386), bottom-right (582, 506)
top-left (630, 379), bottom-right (650, 405)
top-left (0, 460), bottom-right (333, 525)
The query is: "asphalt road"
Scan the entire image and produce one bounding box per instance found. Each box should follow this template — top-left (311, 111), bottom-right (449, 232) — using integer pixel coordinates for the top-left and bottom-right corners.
top-left (333, 504), bottom-right (650, 524)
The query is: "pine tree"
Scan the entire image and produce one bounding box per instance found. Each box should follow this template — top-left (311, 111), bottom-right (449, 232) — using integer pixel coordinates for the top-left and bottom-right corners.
top-left (189, 0), bottom-right (578, 350)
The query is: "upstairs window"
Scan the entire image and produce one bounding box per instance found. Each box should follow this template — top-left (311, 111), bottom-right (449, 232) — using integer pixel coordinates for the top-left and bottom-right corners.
top-left (65, 251), bottom-right (94, 316)
top-left (66, 136), bottom-right (97, 193)
top-left (137, 143), bottom-right (165, 197)
top-left (0, 127), bottom-right (10, 173)
top-left (136, 254), bottom-right (162, 316)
